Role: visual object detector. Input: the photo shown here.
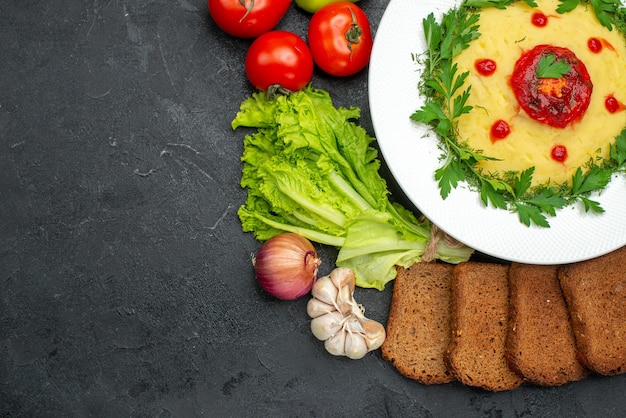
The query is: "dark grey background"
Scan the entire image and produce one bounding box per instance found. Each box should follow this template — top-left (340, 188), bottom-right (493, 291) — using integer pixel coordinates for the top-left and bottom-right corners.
top-left (2, 0), bottom-right (624, 416)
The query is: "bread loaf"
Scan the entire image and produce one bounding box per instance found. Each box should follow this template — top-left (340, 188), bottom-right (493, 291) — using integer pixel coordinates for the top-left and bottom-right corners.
top-left (558, 246), bottom-right (626, 376)
top-left (506, 263), bottom-right (587, 386)
top-left (447, 262), bottom-right (524, 391)
top-left (381, 262), bottom-right (456, 384)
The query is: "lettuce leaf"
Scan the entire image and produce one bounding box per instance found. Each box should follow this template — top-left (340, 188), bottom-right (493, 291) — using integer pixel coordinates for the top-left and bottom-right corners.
top-left (232, 86), bottom-right (473, 289)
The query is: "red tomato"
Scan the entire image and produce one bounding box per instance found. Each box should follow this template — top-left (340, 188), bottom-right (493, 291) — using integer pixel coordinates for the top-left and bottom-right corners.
top-left (511, 45), bottom-right (592, 128)
top-left (208, 0), bottom-right (291, 38)
top-left (245, 31), bottom-right (314, 92)
top-left (307, 2), bottom-right (373, 76)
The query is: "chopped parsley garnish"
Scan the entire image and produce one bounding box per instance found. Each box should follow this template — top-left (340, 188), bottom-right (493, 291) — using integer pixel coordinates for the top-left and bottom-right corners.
top-left (557, 0), bottom-right (624, 30)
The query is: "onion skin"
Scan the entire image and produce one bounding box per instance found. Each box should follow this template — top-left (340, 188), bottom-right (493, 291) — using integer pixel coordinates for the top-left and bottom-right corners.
top-left (253, 233), bottom-right (322, 300)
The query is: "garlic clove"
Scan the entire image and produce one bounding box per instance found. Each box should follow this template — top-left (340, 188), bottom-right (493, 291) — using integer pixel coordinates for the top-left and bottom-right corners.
top-left (311, 274), bottom-right (338, 307)
top-left (335, 284), bottom-right (354, 315)
top-left (329, 267), bottom-right (355, 292)
top-left (344, 332), bottom-right (368, 360)
top-left (350, 301), bottom-right (366, 320)
top-left (345, 316), bottom-right (365, 335)
top-left (324, 329), bottom-right (346, 356)
top-left (361, 318), bottom-right (386, 350)
top-left (306, 297), bottom-right (336, 319)
top-left (310, 310), bottom-right (344, 341)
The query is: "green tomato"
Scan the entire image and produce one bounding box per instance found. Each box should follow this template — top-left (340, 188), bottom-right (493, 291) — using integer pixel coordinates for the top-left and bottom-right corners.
top-left (294, 0), bottom-right (360, 13)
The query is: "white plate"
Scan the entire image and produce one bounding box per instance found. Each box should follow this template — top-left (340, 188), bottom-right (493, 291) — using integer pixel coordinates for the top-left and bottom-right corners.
top-left (368, 0), bottom-right (626, 264)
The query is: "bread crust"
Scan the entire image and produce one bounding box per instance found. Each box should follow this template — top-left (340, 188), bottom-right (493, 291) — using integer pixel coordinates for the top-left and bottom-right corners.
top-left (558, 246), bottom-right (626, 376)
top-left (506, 263), bottom-right (588, 386)
top-left (381, 262), bottom-right (456, 384)
top-left (447, 262), bottom-right (524, 391)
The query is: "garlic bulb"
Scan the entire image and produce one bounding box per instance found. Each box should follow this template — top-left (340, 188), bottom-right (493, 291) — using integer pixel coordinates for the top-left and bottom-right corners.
top-left (307, 267), bottom-right (386, 359)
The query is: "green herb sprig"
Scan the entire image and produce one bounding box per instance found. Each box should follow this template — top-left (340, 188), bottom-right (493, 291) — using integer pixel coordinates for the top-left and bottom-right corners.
top-left (411, 0), bottom-right (626, 227)
top-left (557, 0), bottom-right (625, 30)
top-left (536, 54), bottom-right (572, 78)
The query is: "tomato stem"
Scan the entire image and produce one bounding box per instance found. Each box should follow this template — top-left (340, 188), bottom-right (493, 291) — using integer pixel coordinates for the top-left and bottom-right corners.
top-left (239, 0), bottom-right (254, 23)
top-left (344, 7), bottom-right (362, 61)
top-left (267, 84), bottom-right (293, 100)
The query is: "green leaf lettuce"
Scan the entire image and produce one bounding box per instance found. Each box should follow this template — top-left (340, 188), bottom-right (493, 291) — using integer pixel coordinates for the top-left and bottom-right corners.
top-left (233, 86), bottom-right (473, 290)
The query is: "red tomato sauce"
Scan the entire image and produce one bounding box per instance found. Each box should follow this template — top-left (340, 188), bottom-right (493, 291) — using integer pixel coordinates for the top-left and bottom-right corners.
top-left (490, 119), bottom-right (511, 142)
top-left (587, 37), bottom-right (615, 54)
top-left (511, 45), bottom-right (593, 128)
top-left (588, 37), bottom-right (603, 53)
top-left (475, 58), bottom-right (497, 76)
top-left (531, 12), bottom-right (548, 27)
top-left (551, 145), bottom-right (568, 162)
top-left (605, 95), bottom-right (626, 113)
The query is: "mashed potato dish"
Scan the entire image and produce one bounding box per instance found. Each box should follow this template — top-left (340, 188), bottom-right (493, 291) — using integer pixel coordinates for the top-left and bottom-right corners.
top-left (453, 0), bottom-right (626, 186)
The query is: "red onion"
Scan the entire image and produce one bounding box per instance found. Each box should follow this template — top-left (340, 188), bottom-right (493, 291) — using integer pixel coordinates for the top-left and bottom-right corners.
top-left (253, 233), bottom-right (322, 300)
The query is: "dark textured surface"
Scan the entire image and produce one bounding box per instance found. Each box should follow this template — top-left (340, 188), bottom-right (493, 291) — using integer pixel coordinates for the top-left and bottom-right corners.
top-left (1, 0), bottom-right (625, 416)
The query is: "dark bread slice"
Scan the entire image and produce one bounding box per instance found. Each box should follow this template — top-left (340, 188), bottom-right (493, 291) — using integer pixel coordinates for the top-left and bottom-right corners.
top-left (506, 263), bottom-right (588, 386)
top-left (447, 262), bottom-right (524, 391)
top-left (558, 246), bottom-right (626, 376)
top-left (381, 262), bottom-right (456, 384)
